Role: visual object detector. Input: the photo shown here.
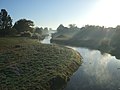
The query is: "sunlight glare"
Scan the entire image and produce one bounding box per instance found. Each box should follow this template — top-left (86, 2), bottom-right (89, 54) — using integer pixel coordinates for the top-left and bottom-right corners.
top-left (85, 0), bottom-right (120, 27)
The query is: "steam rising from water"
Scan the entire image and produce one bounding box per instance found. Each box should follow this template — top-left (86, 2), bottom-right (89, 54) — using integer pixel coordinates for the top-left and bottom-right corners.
top-left (41, 32), bottom-right (120, 90)
top-left (65, 47), bottom-right (120, 90)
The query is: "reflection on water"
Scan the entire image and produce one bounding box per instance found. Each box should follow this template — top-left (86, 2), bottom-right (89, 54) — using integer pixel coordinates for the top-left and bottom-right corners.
top-left (41, 32), bottom-right (120, 90)
top-left (64, 47), bottom-right (120, 90)
top-left (41, 30), bottom-right (56, 44)
top-left (41, 35), bottom-right (51, 44)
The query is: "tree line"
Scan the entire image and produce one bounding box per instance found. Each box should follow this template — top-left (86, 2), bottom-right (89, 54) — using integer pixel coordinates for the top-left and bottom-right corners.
top-left (0, 9), bottom-right (49, 39)
top-left (52, 24), bottom-right (120, 59)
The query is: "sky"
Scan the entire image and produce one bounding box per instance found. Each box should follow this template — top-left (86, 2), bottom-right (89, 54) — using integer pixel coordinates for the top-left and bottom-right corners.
top-left (0, 0), bottom-right (120, 29)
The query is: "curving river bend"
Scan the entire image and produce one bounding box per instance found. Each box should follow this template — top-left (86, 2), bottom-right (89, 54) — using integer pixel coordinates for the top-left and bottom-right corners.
top-left (42, 31), bottom-right (120, 90)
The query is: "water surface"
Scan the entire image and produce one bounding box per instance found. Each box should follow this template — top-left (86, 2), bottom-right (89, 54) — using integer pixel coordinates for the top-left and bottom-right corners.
top-left (42, 31), bottom-right (120, 90)
top-left (41, 30), bottom-right (56, 44)
top-left (64, 47), bottom-right (120, 90)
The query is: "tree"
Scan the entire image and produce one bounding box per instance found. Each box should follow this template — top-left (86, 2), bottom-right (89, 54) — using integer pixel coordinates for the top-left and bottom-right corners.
top-left (69, 24), bottom-right (76, 29)
top-left (34, 27), bottom-right (42, 35)
top-left (13, 19), bottom-right (34, 34)
top-left (42, 27), bottom-right (48, 35)
top-left (57, 24), bottom-right (65, 32)
top-left (49, 28), bottom-right (52, 31)
top-left (69, 24), bottom-right (79, 31)
top-left (32, 27), bottom-right (43, 39)
top-left (0, 9), bottom-right (12, 36)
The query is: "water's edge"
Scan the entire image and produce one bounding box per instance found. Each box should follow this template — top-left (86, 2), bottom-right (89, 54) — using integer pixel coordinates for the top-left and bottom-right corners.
top-left (42, 31), bottom-right (120, 90)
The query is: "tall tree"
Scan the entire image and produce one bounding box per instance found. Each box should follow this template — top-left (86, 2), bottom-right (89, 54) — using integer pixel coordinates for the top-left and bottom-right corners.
top-left (0, 9), bottom-right (12, 36)
top-left (13, 19), bottom-right (34, 34)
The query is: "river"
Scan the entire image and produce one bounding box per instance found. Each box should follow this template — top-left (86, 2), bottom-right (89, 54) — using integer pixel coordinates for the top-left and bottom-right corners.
top-left (42, 31), bottom-right (120, 90)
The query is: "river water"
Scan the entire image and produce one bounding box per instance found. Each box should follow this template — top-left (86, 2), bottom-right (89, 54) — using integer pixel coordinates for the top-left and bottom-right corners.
top-left (42, 31), bottom-right (120, 90)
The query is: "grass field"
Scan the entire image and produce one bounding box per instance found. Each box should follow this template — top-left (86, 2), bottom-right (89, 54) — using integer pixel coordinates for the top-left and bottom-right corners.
top-left (0, 37), bottom-right (82, 90)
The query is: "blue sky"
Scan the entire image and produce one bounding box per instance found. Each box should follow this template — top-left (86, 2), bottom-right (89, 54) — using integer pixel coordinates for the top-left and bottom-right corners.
top-left (1, 0), bottom-right (120, 29)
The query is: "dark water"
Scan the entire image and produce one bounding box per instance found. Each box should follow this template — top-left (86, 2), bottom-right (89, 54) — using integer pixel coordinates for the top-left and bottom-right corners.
top-left (42, 31), bottom-right (120, 90)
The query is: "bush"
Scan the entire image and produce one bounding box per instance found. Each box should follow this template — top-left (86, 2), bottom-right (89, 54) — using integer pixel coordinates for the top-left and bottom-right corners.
top-left (20, 32), bottom-right (31, 37)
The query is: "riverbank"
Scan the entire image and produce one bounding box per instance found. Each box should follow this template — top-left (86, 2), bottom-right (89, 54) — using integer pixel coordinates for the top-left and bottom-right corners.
top-left (0, 37), bottom-right (82, 90)
top-left (51, 24), bottom-right (120, 59)
top-left (51, 38), bottom-right (120, 59)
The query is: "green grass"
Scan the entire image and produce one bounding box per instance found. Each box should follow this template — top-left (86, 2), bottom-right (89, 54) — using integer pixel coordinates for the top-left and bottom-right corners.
top-left (0, 37), bottom-right (82, 90)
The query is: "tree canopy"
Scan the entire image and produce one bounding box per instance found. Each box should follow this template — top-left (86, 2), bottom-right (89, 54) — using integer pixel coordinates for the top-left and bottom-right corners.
top-left (13, 19), bottom-right (34, 34)
top-left (34, 27), bottom-right (42, 35)
top-left (0, 9), bottom-right (12, 29)
top-left (0, 9), bottom-right (12, 36)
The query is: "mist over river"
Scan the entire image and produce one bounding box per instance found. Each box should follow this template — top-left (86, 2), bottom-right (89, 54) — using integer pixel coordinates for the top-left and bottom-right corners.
top-left (64, 47), bottom-right (120, 90)
top-left (42, 31), bottom-right (120, 90)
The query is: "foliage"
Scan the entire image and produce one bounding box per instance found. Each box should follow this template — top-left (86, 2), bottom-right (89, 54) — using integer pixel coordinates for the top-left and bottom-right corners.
top-left (13, 19), bottom-right (34, 34)
top-left (34, 27), bottom-right (42, 35)
top-left (69, 24), bottom-right (77, 29)
top-left (57, 24), bottom-right (67, 33)
top-left (20, 31), bottom-right (32, 37)
top-left (52, 24), bottom-right (120, 59)
top-left (52, 24), bottom-right (79, 39)
top-left (0, 9), bottom-right (13, 36)
top-left (32, 27), bottom-right (49, 40)
top-left (42, 27), bottom-right (49, 35)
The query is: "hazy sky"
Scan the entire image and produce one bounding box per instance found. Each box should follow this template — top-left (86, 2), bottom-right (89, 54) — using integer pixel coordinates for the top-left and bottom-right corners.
top-left (0, 0), bottom-right (120, 29)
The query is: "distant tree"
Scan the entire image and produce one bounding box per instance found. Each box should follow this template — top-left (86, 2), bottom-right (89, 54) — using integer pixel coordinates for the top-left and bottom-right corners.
top-left (111, 25), bottom-right (120, 47)
top-left (42, 27), bottom-right (48, 35)
top-left (21, 31), bottom-right (31, 37)
top-left (57, 24), bottom-right (64, 29)
top-left (56, 24), bottom-right (71, 34)
top-left (34, 27), bottom-right (42, 35)
top-left (13, 19), bottom-right (34, 34)
top-left (116, 25), bottom-right (120, 32)
top-left (32, 27), bottom-right (42, 40)
top-left (44, 27), bottom-right (48, 31)
top-left (0, 9), bottom-right (12, 36)
top-left (49, 28), bottom-right (52, 31)
top-left (57, 24), bottom-right (65, 32)
top-left (69, 24), bottom-right (79, 31)
top-left (69, 24), bottom-right (76, 28)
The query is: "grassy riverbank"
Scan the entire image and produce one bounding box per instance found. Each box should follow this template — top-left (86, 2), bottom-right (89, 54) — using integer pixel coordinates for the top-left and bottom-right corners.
top-left (0, 37), bottom-right (82, 90)
top-left (51, 38), bottom-right (120, 59)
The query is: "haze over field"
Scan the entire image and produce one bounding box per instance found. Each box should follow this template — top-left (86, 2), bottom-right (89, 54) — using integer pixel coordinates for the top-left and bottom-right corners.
top-left (1, 0), bottom-right (120, 29)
